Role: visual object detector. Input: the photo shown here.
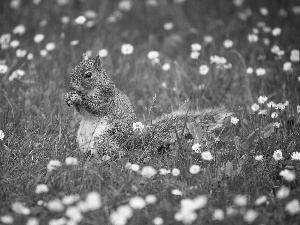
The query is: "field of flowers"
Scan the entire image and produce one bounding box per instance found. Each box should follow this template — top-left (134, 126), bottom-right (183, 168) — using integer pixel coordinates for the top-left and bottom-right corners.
top-left (1, 0), bottom-right (300, 224)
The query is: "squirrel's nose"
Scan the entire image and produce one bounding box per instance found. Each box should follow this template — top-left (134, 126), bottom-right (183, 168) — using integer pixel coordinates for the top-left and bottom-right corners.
top-left (69, 83), bottom-right (84, 92)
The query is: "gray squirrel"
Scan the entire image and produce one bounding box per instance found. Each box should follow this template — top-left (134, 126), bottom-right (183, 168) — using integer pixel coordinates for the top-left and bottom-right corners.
top-left (65, 55), bottom-right (232, 160)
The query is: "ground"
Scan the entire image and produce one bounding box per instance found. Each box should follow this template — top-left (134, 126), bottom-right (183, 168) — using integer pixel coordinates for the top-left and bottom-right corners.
top-left (0, 0), bottom-right (300, 224)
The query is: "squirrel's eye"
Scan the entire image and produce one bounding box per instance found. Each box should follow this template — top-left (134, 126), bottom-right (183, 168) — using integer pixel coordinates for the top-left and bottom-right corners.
top-left (84, 71), bottom-right (92, 78)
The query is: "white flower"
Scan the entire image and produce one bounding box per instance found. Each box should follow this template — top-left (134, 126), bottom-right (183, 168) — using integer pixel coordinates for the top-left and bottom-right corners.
top-left (291, 151), bottom-right (300, 160)
top-left (251, 103), bottom-right (260, 112)
top-left (258, 109), bottom-right (267, 115)
top-left (153, 217), bottom-right (163, 225)
top-left (192, 143), bottom-right (201, 152)
top-left (116, 205), bottom-right (133, 219)
top-left (201, 151), bottom-right (213, 160)
top-left (140, 166), bottom-right (157, 178)
top-left (0, 215), bottom-right (13, 224)
top-left (146, 0), bottom-right (158, 7)
top-left (255, 195), bottom-right (267, 205)
top-left (199, 65), bottom-right (209, 75)
top-left (13, 24), bottom-right (26, 35)
top-left (85, 191), bottom-right (102, 210)
top-left (272, 27), bottom-right (282, 36)
top-left (191, 43), bottom-right (201, 52)
top-left (9, 69), bottom-right (25, 81)
top-left (9, 40), bottom-right (18, 48)
top-left (191, 195), bottom-right (207, 209)
top-left (27, 53), bottom-right (33, 60)
top-left (212, 209), bottom-right (224, 221)
top-left (190, 51), bottom-right (200, 59)
top-left (210, 55), bottom-right (227, 65)
top-left (110, 212), bottom-right (127, 225)
top-left (231, 116), bottom-right (239, 125)
top-left (283, 62), bottom-right (292, 72)
top-left (129, 196), bottom-right (146, 209)
top-left (48, 218), bottom-right (67, 225)
top-left (254, 155), bottom-right (263, 161)
top-left (189, 164), bottom-right (201, 174)
top-left (61, 16), bottom-right (70, 24)
top-left (290, 49), bottom-right (300, 62)
top-left (0, 65), bottom-right (8, 74)
top-left (84, 10), bottom-right (97, 19)
top-left (260, 7), bottom-right (269, 15)
top-left (275, 103), bottom-right (285, 110)
top-left (65, 206), bottom-right (82, 222)
top-left (243, 209), bottom-right (258, 223)
top-left (174, 210), bottom-right (197, 224)
top-left (75, 16), bottom-right (87, 24)
top-left (62, 194), bottom-right (80, 205)
top-left (256, 68), bottom-right (266, 76)
top-left (145, 195), bottom-right (157, 204)
top-left (234, 195), bottom-right (247, 206)
top-left (0, 130), bottom-right (5, 140)
top-left (285, 199), bottom-right (300, 215)
top-left (279, 169), bottom-right (296, 182)
top-left (47, 160), bottom-right (62, 172)
top-left (35, 184), bottom-right (49, 194)
top-left (47, 199), bottom-right (64, 212)
top-left (223, 39), bottom-right (233, 48)
top-left (118, 0), bottom-right (132, 11)
top-left (172, 168), bottom-right (180, 176)
top-left (159, 168), bottom-right (170, 175)
top-left (273, 149), bottom-right (283, 161)
top-left (164, 22), bottom-right (174, 30)
top-left (12, 202), bottom-right (30, 215)
top-left (271, 112), bottom-right (278, 118)
top-left (70, 40), bottom-right (79, 46)
top-left (130, 163), bottom-right (140, 172)
top-left (45, 42), bottom-right (56, 51)
top-left (203, 35), bottom-right (213, 43)
top-left (132, 122), bottom-right (144, 132)
top-left (246, 67), bottom-right (253, 74)
top-left (162, 63), bottom-right (170, 71)
top-left (65, 157), bottom-right (78, 165)
top-left (273, 122), bottom-right (281, 128)
top-left (26, 217), bottom-right (39, 225)
top-left (293, 6), bottom-right (300, 15)
top-left (233, 0), bottom-right (244, 7)
top-left (121, 44), bottom-right (134, 55)
top-left (40, 49), bottom-right (48, 57)
top-left (248, 34), bottom-right (258, 43)
top-left (171, 189), bottom-right (183, 195)
top-left (258, 96), bottom-right (268, 104)
top-left (16, 49), bottom-right (27, 57)
top-left (0, 33), bottom-right (11, 45)
top-left (276, 186), bottom-right (290, 199)
top-left (226, 206), bottom-right (239, 216)
top-left (98, 49), bottom-right (108, 58)
top-left (147, 51), bottom-right (160, 62)
top-left (267, 101), bottom-right (276, 108)
top-left (34, 34), bottom-right (45, 43)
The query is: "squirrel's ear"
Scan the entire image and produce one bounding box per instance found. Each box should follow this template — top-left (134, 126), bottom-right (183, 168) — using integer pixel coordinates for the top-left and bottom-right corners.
top-left (94, 55), bottom-right (103, 70)
top-left (81, 53), bottom-right (88, 61)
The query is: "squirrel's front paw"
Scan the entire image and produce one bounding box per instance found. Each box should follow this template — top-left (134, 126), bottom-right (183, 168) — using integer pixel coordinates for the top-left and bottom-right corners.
top-left (64, 92), bottom-right (82, 107)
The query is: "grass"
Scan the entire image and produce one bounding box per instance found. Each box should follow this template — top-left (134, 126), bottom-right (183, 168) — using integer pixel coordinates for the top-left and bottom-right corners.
top-left (0, 0), bottom-right (300, 224)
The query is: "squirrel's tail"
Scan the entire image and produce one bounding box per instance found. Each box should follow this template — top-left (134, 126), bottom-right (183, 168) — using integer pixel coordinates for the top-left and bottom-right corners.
top-left (150, 106), bottom-right (232, 136)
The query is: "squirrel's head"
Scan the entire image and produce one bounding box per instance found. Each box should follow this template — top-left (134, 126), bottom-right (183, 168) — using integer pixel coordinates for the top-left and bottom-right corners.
top-left (69, 54), bottom-right (115, 95)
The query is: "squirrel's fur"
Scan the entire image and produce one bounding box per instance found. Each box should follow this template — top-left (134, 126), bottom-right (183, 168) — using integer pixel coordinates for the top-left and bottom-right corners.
top-left (65, 55), bottom-right (232, 160)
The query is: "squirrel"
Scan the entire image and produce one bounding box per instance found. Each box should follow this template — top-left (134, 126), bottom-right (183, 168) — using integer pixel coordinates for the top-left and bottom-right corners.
top-left (65, 55), bottom-right (232, 160)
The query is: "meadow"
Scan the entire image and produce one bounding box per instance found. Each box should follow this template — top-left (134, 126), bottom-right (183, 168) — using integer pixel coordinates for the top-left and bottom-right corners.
top-left (0, 0), bottom-right (300, 224)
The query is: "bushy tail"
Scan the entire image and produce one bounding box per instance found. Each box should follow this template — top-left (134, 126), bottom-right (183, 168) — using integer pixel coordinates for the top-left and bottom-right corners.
top-left (151, 106), bottom-right (232, 133)
top-left (133, 106), bottom-right (232, 150)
